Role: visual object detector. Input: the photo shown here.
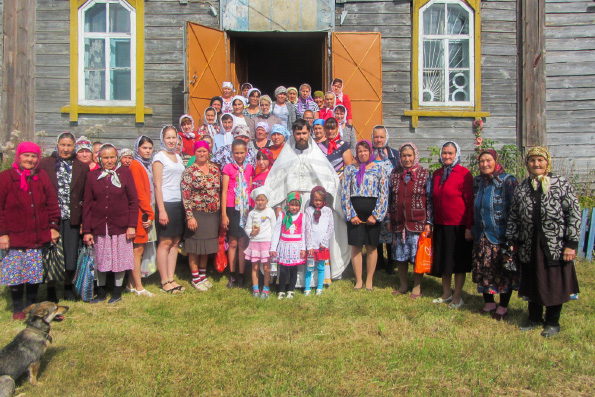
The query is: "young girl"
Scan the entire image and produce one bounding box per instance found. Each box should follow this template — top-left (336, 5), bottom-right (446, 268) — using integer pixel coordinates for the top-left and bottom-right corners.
top-left (178, 114), bottom-right (197, 161)
top-left (271, 192), bottom-right (306, 300)
top-left (250, 148), bottom-right (273, 204)
top-left (244, 186), bottom-right (276, 299)
top-left (221, 139), bottom-right (254, 288)
top-left (304, 186), bottom-right (334, 296)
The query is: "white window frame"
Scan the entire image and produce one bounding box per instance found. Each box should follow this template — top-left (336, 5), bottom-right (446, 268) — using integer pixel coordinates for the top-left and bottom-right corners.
top-left (78, 0), bottom-right (136, 106)
top-left (419, 0), bottom-right (474, 107)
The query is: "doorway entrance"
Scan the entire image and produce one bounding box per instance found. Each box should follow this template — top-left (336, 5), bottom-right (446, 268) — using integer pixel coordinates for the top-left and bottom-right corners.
top-left (229, 32), bottom-right (328, 96)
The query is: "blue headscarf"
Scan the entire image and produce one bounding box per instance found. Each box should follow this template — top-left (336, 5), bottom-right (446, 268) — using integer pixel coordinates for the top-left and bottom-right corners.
top-left (439, 141), bottom-right (461, 185)
top-left (270, 124), bottom-right (291, 142)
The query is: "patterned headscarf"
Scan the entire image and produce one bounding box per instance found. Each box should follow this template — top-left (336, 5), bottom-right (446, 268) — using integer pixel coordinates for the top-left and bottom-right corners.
top-left (270, 124), bottom-right (290, 142)
top-left (297, 83), bottom-right (315, 116)
top-left (134, 135), bottom-right (153, 169)
top-left (118, 148), bottom-right (134, 161)
top-left (325, 117), bottom-right (341, 154)
top-left (159, 126), bottom-right (178, 154)
top-left (233, 125), bottom-right (251, 139)
top-left (257, 148), bottom-right (274, 167)
top-left (97, 143), bottom-right (121, 188)
top-left (12, 142), bottom-right (41, 192)
top-left (439, 141), bottom-right (461, 185)
top-left (232, 153), bottom-right (250, 228)
top-left (478, 149), bottom-right (505, 183)
top-left (525, 146), bottom-right (553, 194)
top-left (282, 191), bottom-right (302, 230)
top-left (356, 140), bottom-right (375, 186)
top-left (178, 114), bottom-right (195, 139)
top-left (222, 81), bottom-right (235, 93)
top-left (398, 142), bottom-right (420, 180)
top-left (75, 136), bottom-right (93, 154)
top-left (309, 186), bottom-right (327, 223)
top-left (203, 106), bottom-right (219, 137)
top-left (372, 125), bottom-right (390, 160)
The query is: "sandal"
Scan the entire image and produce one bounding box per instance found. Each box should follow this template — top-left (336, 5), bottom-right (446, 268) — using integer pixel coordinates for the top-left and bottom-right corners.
top-left (135, 289), bottom-right (155, 298)
top-left (160, 281), bottom-right (181, 294)
top-left (169, 280), bottom-right (186, 292)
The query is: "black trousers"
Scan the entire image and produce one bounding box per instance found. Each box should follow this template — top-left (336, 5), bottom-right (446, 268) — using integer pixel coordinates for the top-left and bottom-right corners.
top-left (278, 265), bottom-right (298, 293)
top-left (528, 301), bottom-right (563, 327)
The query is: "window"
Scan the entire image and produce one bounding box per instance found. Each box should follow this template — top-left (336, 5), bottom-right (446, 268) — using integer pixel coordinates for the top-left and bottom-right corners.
top-left (405, 0), bottom-right (489, 128)
top-left (62, 0), bottom-right (152, 123)
top-left (80, 0), bottom-right (135, 104)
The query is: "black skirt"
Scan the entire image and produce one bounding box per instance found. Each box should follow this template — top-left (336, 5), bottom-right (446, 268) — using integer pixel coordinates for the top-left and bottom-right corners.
top-left (156, 201), bottom-right (185, 238)
top-left (226, 206), bottom-right (248, 239)
top-left (346, 197), bottom-right (381, 246)
top-left (431, 224), bottom-right (472, 277)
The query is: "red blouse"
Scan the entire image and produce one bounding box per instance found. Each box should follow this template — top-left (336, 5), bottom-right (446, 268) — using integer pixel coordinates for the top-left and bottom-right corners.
top-left (431, 165), bottom-right (473, 228)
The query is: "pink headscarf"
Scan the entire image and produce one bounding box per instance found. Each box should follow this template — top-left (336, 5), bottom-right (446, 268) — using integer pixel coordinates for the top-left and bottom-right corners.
top-left (12, 142), bottom-right (41, 191)
top-left (193, 140), bottom-right (210, 153)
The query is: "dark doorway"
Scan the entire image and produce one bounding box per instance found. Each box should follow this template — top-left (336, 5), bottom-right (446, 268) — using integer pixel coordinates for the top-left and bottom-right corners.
top-left (229, 32), bottom-right (327, 97)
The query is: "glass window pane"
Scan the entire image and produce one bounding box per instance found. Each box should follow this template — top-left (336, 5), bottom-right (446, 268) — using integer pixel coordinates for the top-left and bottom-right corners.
top-left (423, 4), bottom-right (445, 35)
top-left (447, 4), bottom-right (469, 35)
top-left (423, 40), bottom-right (444, 70)
top-left (109, 3), bottom-right (131, 33)
top-left (85, 70), bottom-right (106, 100)
top-left (110, 39), bottom-right (131, 68)
top-left (449, 39), bottom-right (469, 69)
top-left (423, 70), bottom-right (445, 102)
top-left (85, 38), bottom-right (105, 69)
top-left (84, 3), bottom-right (106, 33)
top-left (449, 71), bottom-right (470, 102)
top-left (111, 70), bottom-right (131, 100)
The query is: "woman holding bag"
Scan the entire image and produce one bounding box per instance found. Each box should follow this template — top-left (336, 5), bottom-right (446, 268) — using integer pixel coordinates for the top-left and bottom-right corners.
top-left (387, 143), bottom-right (433, 298)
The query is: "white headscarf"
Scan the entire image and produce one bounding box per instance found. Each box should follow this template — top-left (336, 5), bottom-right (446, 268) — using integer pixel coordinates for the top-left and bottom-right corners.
top-left (218, 114), bottom-right (236, 147)
top-left (203, 106), bottom-right (219, 137)
top-left (178, 114), bottom-right (195, 139)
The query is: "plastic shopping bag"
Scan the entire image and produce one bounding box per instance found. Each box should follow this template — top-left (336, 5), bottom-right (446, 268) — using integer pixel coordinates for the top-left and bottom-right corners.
top-left (215, 226), bottom-right (228, 273)
top-left (141, 241), bottom-right (158, 278)
top-left (73, 246), bottom-right (96, 302)
top-left (414, 232), bottom-right (433, 274)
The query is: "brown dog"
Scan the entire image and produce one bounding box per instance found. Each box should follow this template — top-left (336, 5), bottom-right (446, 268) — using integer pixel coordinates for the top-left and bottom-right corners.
top-left (0, 302), bottom-right (69, 389)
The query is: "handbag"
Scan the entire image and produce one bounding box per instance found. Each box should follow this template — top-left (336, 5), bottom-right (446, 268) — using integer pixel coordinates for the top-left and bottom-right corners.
top-left (414, 232), bottom-right (433, 274)
top-left (215, 226), bottom-right (228, 273)
top-left (141, 241), bottom-right (158, 278)
top-left (42, 238), bottom-right (65, 282)
top-left (73, 246), bottom-right (96, 302)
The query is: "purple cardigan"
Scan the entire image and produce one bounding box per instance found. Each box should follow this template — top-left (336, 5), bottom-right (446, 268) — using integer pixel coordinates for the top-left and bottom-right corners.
top-left (82, 167), bottom-right (139, 236)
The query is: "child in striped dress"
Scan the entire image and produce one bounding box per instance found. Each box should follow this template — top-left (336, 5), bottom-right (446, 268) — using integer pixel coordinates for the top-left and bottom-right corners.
top-left (270, 191), bottom-right (306, 300)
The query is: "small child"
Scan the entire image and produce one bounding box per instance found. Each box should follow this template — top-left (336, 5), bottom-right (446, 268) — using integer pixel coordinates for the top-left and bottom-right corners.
top-left (221, 139), bottom-right (254, 288)
top-left (270, 191), bottom-right (306, 300)
top-left (244, 186), bottom-right (276, 299)
top-left (304, 186), bottom-right (334, 296)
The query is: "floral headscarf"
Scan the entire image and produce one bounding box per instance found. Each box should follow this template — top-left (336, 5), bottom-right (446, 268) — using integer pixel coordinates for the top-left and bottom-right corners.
top-left (75, 136), bottom-right (93, 154)
top-left (258, 148), bottom-right (274, 166)
top-left (118, 148), bottom-right (134, 161)
top-left (159, 126), bottom-right (178, 154)
top-left (97, 143), bottom-right (121, 188)
top-left (439, 141), bottom-right (461, 185)
top-left (282, 191), bottom-right (302, 230)
top-left (525, 146), bottom-right (553, 194)
top-left (309, 186), bottom-right (327, 223)
top-left (12, 142), bottom-right (41, 191)
top-left (356, 140), bottom-right (374, 186)
top-left (178, 114), bottom-right (195, 139)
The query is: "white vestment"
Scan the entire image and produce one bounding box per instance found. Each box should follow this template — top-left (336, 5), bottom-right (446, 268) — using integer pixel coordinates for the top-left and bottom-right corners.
top-left (265, 135), bottom-right (350, 285)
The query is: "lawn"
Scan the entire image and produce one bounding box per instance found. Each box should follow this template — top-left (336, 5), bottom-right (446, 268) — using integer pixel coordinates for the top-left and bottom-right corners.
top-left (1, 259), bottom-right (594, 396)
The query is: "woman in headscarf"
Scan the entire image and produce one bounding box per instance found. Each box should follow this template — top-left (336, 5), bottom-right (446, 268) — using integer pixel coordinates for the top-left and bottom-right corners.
top-left (181, 140), bottom-right (220, 291)
top-left (340, 140), bottom-right (389, 290)
top-left (178, 114), bottom-right (197, 162)
top-left (75, 136), bottom-right (99, 171)
top-left (331, 78), bottom-right (353, 125)
top-left (319, 91), bottom-right (336, 121)
top-left (211, 125), bottom-right (257, 169)
top-left (271, 86), bottom-right (298, 131)
top-left (197, 106), bottom-right (220, 138)
top-left (430, 141), bottom-right (474, 309)
top-left (152, 126), bottom-right (186, 294)
top-left (244, 88), bottom-right (262, 119)
top-left (333, 105), bottom-right (357, 154)
top-left (296, 83), bottom-right (320, 119)
top-left (253, 122), bottom-right (272, 151)
top-left (214, 113), bottom-right (236, 153)
top-left (313, 91), bottom-right (325, 110)
top-left (471, 149), bottom-right (518, 319)
top-left (127, 136), bottom-right (156, 297)
top-left (221, 82), bottom-right (235, 114)
top-left (388, 143), bottom-right (433, 298)
top-left (287, 87), bottom-right (298, 105)
top-left (312, 119), bottom-right (326, 145)
top-left (119, 148), bottom-right (134, 167)
top-left (268, 124), bottom-right (290, 161)
top-left (248, 95), bottom-right (282, 139)
top-left (83, 143), bottom-right (139, 303)
top-left (319, 117), bottom-right (353, 176)
top-left (0, 142), bottom-right (60, 319)
top-left (506, 147), bottom-right (580, 337)
top-left (210, 96), bottom-right (223, 118)
top-left (231, 95), bottom-right (249, 129)
top-left (38, 132), bottom-right (90, 302)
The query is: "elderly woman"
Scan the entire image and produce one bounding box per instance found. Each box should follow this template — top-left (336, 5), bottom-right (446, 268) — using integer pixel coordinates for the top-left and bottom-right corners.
top-left (341, 140), bottom-right (389, 290)
top-left (319, 117), bottom-right (353, 175)
top-left (388, 143), bottom-right (433, 298)
top-left (333, 105), bottom-right (356, 154)
top-left (506, 147), bottom-right (580, 337)
top-left (181, 141), bottom-right (220, 291)
top-left (38, 132), bottom-right (89, 302)
top-left (269, 124), bottom-right (290, 160)
top-left (287, 87), bottom-right (298, 105)
top-left (312, 119), bottom-right (326, 144)
top-left (153, 126), bottom-right (186, 294)
top-left (83, 144), bottom-right (139, 304)
top-left (0, 142), bottom-right (60, 319)
top-left (296, 83), bottom-right (320, 118)
top-left (331, 78), bottom-right (353, 125)
top-left (119, 148), bottom-right (134, 167)
top-left (248, 95), bottom-right (282, 139)
top-left (221, 81), bottom-right (235, 114)
top-left (253, 122), bottom-right (272, 150)
top-left (75, 136), bottom-right (99, 171)
top-left (319, 92), bottom-right (336, 121)
top-left (431, 141), bottom-right (474, 309)
top-left (197, 106), bottom-right (220, 138)
top-left (271, 86), bottom-right (298, 130)
top-left (244, 88), bottom-right (262, 119)
top-left (126, 136), bottom-right (156, 297)
top-left (471, 149), bottom-right (518, 319)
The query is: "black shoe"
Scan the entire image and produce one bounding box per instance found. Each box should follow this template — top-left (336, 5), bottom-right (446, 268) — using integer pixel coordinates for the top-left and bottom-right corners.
top-left (519, 320), bottom-right (543, 331)
top-left (91, 287), bottom-right (107, 304)
top-left (541, 325), bottom-right (560, 338)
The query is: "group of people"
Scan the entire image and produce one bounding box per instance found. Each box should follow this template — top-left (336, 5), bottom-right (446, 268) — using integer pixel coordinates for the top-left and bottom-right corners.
top-left (0, 80), bottom-right (581, 338)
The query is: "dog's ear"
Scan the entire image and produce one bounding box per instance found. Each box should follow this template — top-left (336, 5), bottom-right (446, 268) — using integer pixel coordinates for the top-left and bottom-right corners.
top-left (23, 304), bottom-right (36, 314)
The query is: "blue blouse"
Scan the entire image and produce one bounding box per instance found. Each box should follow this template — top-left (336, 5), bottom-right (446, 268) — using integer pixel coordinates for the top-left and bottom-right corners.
top-left (340, 163), bottom-right (389, 221)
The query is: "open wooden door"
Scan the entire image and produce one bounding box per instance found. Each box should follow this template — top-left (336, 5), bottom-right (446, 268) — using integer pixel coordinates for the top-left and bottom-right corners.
top-left (186, 23), bottom-right (227, 125)
top-left (331, 32), bottom-right (383, 141)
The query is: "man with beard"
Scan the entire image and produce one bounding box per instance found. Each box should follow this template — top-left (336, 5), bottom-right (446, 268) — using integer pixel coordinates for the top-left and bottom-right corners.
top-left (265, 119), bottom-right (350, 285)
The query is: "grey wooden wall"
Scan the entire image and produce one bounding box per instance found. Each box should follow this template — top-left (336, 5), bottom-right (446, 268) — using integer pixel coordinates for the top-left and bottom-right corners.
top-left (545, 0), bottom-right (595, 180)
top-left (335, 0), bottom-right (518, 165)
top-left (35, 0), bottom-right (220, 151)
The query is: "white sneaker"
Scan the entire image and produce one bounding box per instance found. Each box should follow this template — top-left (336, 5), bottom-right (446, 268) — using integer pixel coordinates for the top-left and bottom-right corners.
top-left (287, 291), bottom-right (295, 299)
top-left (203, 279), bottom-right (213, 288)
top-left (191, 280), bottom-right (209, 291)
top-left (304, 290), bottom-right (312, 296)
top-left (278, 292), bottom-right (286, 300)
top-left (134, 289), bottom-right (155, 298)
top-left (316, 289), bottom-right (323, 296)
top-left (448, 299), bottom-right (464, 309)
top-left (432, 295), bottom-right (452, 304)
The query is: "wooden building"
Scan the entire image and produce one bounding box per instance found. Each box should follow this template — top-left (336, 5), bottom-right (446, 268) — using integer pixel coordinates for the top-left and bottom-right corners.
top-left (0, 0), bottom-right (593, 176)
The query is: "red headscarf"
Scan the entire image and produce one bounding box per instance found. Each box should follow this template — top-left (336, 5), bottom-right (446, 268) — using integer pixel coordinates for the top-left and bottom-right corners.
top-left (12, 142), bottom-right (41, 191)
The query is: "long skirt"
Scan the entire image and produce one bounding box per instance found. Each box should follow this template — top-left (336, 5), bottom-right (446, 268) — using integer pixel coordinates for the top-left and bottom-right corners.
top-left (95, 232), bottom-right (134, 273)
top-left (430, 224), bottom-right (472, 277)
top-left (472, 234), bottom-right (518, 294)
top-left (0, 249), bottom-right (43, 285)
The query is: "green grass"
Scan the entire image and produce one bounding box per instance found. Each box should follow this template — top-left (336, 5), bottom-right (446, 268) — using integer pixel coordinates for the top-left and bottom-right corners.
top-left (2, 259), bottom-right (594, 396)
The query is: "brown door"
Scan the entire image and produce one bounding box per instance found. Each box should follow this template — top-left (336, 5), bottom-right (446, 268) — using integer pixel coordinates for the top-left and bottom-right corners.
top-left (331, 32), bottom-right (383, 141)
top-left (186, 23), bottom-right (227, 125)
